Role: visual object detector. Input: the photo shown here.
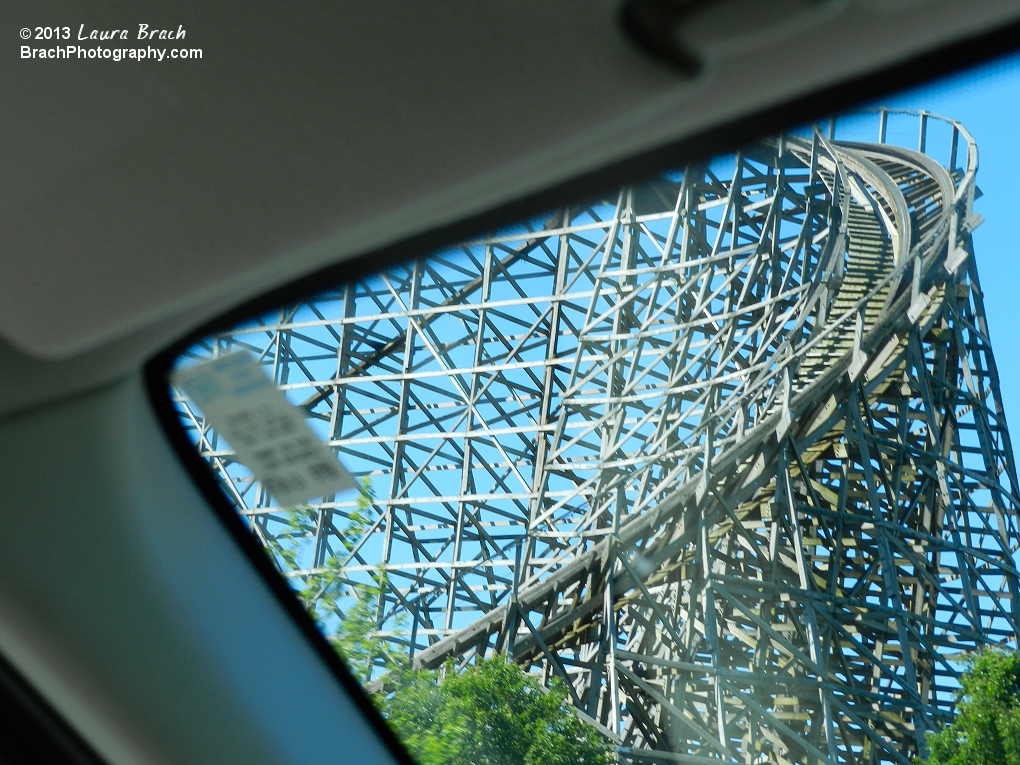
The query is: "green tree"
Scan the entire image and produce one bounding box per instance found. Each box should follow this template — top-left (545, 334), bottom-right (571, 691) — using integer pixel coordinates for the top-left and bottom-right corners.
top-left (266, 479), bottom-right (404, 683)
top-left (381, 656), bottom-right (615, 765)
top-left (265, 484), bottom-right (615, 762)
top-left (925, 648), bottom-right (1020, 765)
top-left (328, 566), bottom-right (406, 684)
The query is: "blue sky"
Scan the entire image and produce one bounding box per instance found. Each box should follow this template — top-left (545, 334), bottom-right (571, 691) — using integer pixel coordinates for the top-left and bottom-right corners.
top-left (874, 52), bottom-right (1020, 430)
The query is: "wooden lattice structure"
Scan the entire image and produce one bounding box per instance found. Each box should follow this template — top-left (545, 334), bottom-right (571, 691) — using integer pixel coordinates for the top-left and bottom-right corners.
top-left (175, 110), bottom-right (1020, 765)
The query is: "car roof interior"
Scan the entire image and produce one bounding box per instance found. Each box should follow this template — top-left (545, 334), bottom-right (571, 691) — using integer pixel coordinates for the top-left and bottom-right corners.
top-left (4, 1), bottom-right (1020, 763)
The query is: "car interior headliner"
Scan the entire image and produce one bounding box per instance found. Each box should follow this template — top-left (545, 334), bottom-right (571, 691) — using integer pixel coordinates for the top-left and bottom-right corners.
top-left (2, 0), bottom-right (1019, 411)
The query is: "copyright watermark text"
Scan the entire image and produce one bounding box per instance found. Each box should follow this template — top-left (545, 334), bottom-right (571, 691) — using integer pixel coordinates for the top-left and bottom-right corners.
top-left (18, 24), bottom-right (201, 62)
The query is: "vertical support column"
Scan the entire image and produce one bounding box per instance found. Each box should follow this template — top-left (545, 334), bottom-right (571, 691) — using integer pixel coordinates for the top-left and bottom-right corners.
top-left (523, 212), bottom-right (570, 586)
top-left (315, 286), bottom-right (358, 570)
top-left (381, 261), bottom-right (423, 638)
top-left (949, 125), bottom-right (959, 175)
top-left (447, 248), bottom-right (494, 632)
top-left (597, 191), bottom-right (637, 534)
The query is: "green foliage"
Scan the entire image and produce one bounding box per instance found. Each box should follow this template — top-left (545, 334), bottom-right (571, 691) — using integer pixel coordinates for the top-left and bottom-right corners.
top-left (328, 567), bottom-right (405, 684)
top-left (265, 481), bottom-right (615, 763)
top-left (925, 648), bottom-right (1020, 765)
top-left (265, 478), bottom-right (404, 683)
top-left (380, 656), bottom-right (615, 765)
top-left (344, 476), bottom-right (375, 541)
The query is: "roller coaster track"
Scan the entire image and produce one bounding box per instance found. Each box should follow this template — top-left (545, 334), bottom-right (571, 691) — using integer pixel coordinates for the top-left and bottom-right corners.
top-left (177, 110), bottom-right (1020, 765)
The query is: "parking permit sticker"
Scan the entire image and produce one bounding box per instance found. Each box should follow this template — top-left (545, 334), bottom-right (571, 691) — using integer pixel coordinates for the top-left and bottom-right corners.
top-left (173, 352), bottom-right (358, 506)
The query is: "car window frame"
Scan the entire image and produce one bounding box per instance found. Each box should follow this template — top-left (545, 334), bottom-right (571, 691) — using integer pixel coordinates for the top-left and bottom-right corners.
top-left (144, 20), bottom-right (1020, 765)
